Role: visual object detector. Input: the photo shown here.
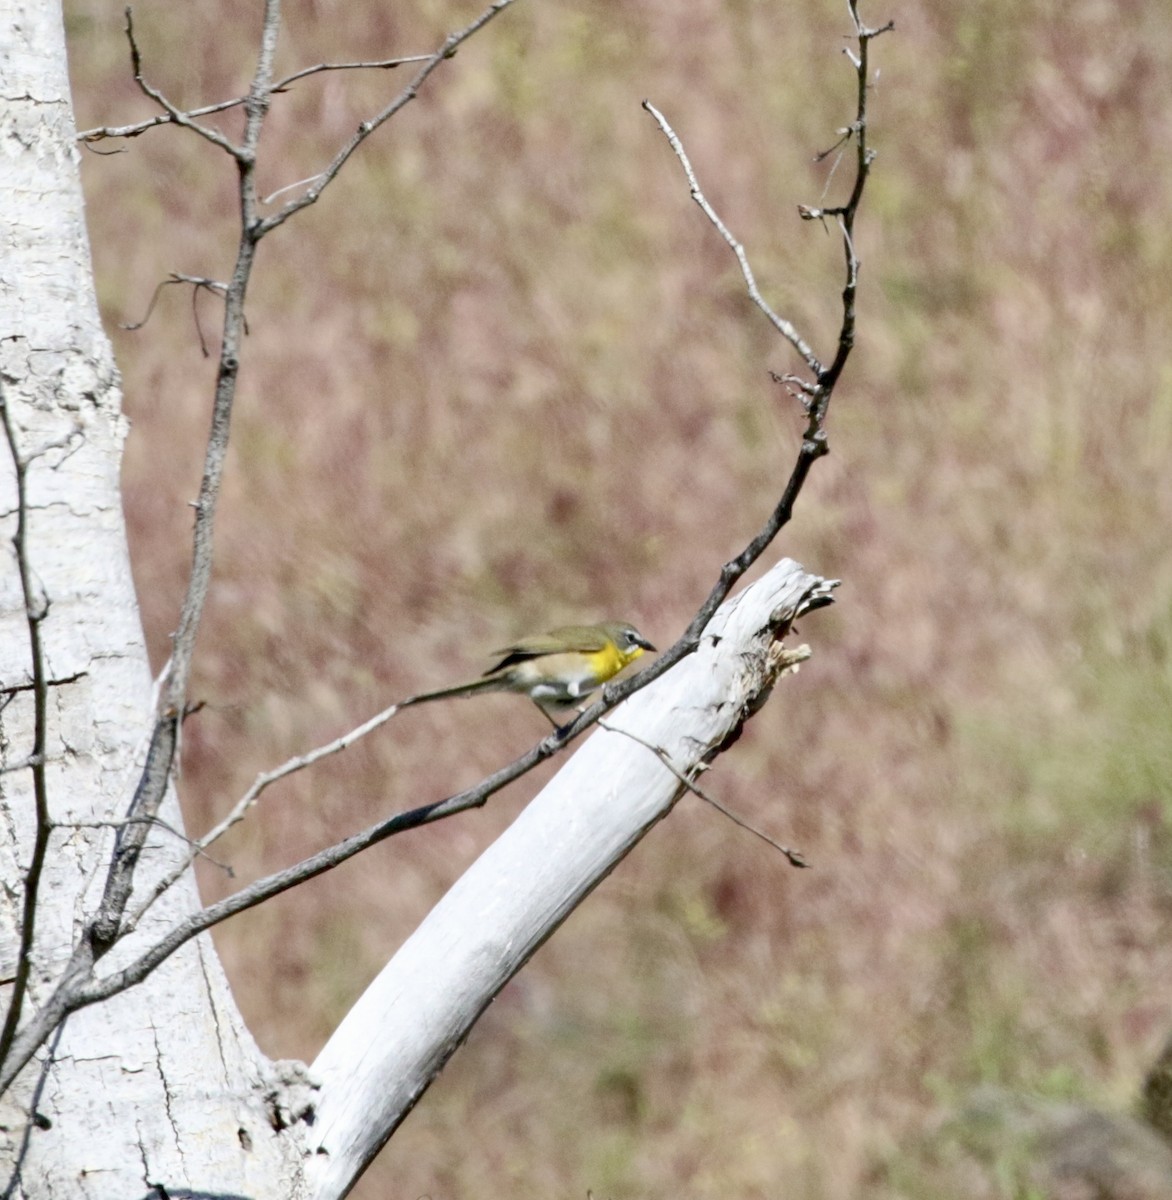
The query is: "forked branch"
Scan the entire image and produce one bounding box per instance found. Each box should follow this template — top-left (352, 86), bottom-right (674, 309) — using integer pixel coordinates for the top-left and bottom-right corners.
top-left (91, 0), bottom-right (519, 962)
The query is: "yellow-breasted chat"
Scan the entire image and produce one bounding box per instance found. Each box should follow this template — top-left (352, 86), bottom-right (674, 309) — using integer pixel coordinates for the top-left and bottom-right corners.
top-left (403, 621), bottom-right (656, 726)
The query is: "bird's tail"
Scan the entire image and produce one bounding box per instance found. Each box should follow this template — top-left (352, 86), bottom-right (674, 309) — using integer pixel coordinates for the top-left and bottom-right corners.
top-left (400, 673), bottom-right (506, 708)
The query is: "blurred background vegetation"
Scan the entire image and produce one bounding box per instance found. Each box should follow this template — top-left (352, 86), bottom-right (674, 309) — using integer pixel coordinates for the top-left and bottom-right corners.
top-left (64, 0), bottom-right (1172, 1195)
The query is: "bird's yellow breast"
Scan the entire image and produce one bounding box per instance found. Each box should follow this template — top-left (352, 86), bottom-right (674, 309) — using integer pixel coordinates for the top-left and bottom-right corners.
top-left (589, 641), bottom-right (629, 683)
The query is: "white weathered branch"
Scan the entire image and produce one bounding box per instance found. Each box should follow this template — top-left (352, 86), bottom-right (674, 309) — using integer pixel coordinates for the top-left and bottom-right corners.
top-left (304, 557), bottom-right (835, 1200)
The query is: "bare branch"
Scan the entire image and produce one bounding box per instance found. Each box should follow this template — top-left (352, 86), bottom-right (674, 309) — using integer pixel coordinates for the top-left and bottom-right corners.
top-left (85, 730), bottom-right (578, 1006)
top-left (85, 0), bottom-right (288, 960)
top-left (79, 0), bottom-right (522, 971)
top-left (257, 0), bottom-right (518, 235)
top-left (51, 815), bottom-right (234, 876)
top-left (0, 756), bottom-right (41, 776)
top-left (0, 384), bottom-right (55, 1067)
top-left (1, 0), bottom-right (533, 1098)
top-left (0, 947), bottom-right (93, 1096)
top-left (262, 174), bottom-right (325, 206)
top-left (77, 55), bottom-right (430, 146)
top-left (127, 701), bottom-right (408, 927)
top-left (3, 1025), bottom-right (63, 1185)
top-left (598, 713), bottom-right (810, 869)
top-left (631, 6), bottom-right (887, 671)
top-left (119, 273), bottom-right (235, 357)
top-left (642, 100), bottom-right (823, 379)
top-left (634, 110), bottom-right (833, 662)
top-left (124, 6), bottom-right (245, 159)
top-left (116, 4), bottom-right (874, 941)
top-left (272, 55), bottom-right (432, 91)
top-left (78, 96), bottom-right (247, 145)
top-left (119, 273), bottom-right (229, 331)
top-left (815, 2), bottom-right (893, 400)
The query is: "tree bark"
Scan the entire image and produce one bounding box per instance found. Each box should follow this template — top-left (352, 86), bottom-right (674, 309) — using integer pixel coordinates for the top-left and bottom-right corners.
top-left (0, 4), bottom-right (299, 1196)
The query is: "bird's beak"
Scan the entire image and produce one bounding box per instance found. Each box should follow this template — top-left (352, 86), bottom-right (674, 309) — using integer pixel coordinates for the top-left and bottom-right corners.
top-left (636, 635), bottom-right (657, 652)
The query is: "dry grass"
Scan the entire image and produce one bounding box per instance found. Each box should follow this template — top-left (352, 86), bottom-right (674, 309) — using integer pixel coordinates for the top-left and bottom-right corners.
top-left (65, 0), bottom-right (1172, 1195)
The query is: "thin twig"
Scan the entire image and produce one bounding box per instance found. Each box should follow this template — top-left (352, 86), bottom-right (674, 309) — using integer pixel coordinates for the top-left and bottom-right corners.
top-left (52, 815), bottom-right (233, 876)
top-left (119, 273), bottom-right (233, 357)
top-left (0, 0), bottom-right (295, 1082)
top-left (125, 580), bottom-right (830, 936)
top-left (119, 274), bottom-right (228, 331)
top-left (598, 721), bottom-right (808, 868)
top-left (79, 96), bottom-right (247, 145)
top-left (2, 1023), bottom-right (65, 1195)
top-left (77, 722), bottom-right (584, 1007)
top-left (77, 55), bottom-right (431, 145)
top-left (0, 756), bottom-right (41, 776)
top-left (608, 5), bottom-right (891, 843)
top-left (262, 174), bottom-right (325, 205)
top-left (272, 55), bottom-right (432, 91)
top-left (128, 701), bottom-right (406, 928)
top-left (642, 101), bottom-right (822, 379)
top-left (256, 0), bottom-right (519, 235)
top-left (0, 385), bottom-right (54, 1066)
top-left (124, 7), bottom-right (245, 159)
top-left (0, 704), bottom-right (584, 1087)
top-left (810, 3), bottom-right (893, 404)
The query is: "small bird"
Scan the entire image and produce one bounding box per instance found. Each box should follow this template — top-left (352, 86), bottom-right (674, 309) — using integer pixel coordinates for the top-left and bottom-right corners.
top-left (403, 621), bottom-right (656, 727)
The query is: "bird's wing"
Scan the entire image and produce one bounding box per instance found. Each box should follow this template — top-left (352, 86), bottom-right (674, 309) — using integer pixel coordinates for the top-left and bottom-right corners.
top-left (486, 625), bottom-right (608, 672)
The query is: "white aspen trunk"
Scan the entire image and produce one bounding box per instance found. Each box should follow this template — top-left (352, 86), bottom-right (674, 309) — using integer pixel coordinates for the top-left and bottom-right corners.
top-left (305, 558), bottom-right (831, 1200)
top-left (0, 4), bottom-right (301, 1196)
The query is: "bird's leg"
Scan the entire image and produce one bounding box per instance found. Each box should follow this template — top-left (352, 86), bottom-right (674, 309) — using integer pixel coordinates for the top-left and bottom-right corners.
top-left (532, 700), bottom-right (572, 738)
